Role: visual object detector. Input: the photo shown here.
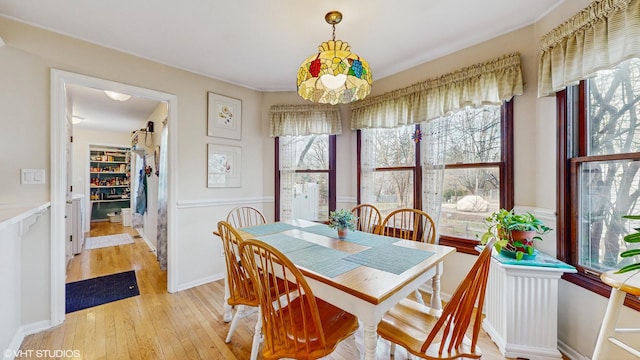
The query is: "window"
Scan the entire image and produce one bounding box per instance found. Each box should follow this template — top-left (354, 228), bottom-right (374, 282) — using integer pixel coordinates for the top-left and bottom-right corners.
top-left (275, 135), bottom-right (336, 222)
top-left (559, 58), bottom-right (640, 307)
top-left (437, 105), bottom-right (513, 247)
top-left (357, 103), bottom-right (513, 253)
top-left (358, 125), bottom-right (419, 219)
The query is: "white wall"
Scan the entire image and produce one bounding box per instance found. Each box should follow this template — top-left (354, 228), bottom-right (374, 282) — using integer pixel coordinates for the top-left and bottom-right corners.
top-left (3, 1), bottom-right (640, 358)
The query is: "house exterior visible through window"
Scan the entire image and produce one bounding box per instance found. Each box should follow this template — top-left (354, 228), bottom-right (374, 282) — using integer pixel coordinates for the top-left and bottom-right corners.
top-left (276, 135), bottom-right (335, 222)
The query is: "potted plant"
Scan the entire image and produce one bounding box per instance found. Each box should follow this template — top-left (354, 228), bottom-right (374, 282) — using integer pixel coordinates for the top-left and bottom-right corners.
top-left (617, 215), bottom-right (640, 273)
top-left (328, 209), bottom-right (357, 239)
top-left (480, 208), bottom-right (551, 260)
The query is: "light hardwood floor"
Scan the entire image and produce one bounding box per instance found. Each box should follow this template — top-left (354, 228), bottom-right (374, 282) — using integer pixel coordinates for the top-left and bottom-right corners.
top-left (18, 222), bottom-right (542, 359)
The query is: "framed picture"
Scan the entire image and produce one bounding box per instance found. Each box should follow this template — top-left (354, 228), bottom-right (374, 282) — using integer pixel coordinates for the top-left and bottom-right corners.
top-left (207, 92), bottom-right (242, 140)
top-left (207, 144), bottom-right (241, 188)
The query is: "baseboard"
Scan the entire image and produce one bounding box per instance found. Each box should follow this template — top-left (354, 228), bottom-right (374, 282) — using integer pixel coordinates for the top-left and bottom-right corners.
top-left (134, 227), bottom-right (157, 254)
top-left (3, 320), bottom-right (53, 360)
top-left (175, 273), bottom-right (224, 292)
top-left (558, 340), bottom-right (590, 360)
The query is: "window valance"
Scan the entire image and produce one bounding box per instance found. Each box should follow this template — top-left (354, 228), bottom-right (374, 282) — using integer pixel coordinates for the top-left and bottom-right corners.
top-left (351, 53), bottom-right (523, 129)
top-left (269, 104), bottom-right (342, 137)
top-left (538, 0), bottom-right (640, 97)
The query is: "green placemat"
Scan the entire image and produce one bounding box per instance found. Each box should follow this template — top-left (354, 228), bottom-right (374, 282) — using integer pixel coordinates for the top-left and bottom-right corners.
top-left (285, 245), bottom-right (359, 278)
top-left (302, 224), bottom-right (398, 246)
top-left (344, 244), bottom-right (434, 275)
top-left (242, 222), bottom-right (299, 236)
top-left (255, 234), bottom-right (316, 253)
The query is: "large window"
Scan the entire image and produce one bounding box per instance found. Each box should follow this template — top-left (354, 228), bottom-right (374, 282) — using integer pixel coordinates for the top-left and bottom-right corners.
top-left (559, 58), bottom-right (640, 306)
top-left (358, 103), bottom-right (513, 252)
top-left (438, 105), bottom-right (512, 245)
top-left (275, 135), bottom-right (336, 222)
top-left (358, 125), bottom-right (419, 219)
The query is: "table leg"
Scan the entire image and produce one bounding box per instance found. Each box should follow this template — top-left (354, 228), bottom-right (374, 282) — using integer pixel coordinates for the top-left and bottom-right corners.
top-left (362, 322), bottom-right (378, 360)
top-left (430, 263), bottom-right (443, 315)
top-left (223, 273), bottom-right (232, 322)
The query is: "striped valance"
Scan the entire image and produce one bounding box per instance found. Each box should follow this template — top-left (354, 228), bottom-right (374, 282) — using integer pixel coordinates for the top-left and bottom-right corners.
top-left (351, 53), bottom-right (523, 129)
top-left (538, 0), bottom-right (640, 96)
top-left (270, 104), bottom-right (341, 137)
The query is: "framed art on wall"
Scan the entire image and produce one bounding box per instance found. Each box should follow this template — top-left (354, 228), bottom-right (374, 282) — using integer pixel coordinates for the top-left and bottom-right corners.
top-left (207, 92), bottom-right (242, 140)
top-left (207, 144), bottom-right (241, 188)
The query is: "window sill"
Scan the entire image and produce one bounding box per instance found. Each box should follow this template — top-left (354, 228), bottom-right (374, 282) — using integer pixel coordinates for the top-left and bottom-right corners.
top-left (438, 236), bottom-right (481, 255)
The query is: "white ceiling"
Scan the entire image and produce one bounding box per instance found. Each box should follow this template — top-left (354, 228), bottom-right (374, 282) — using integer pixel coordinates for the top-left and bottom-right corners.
top-left (1, 0), bottom-right (564, 130)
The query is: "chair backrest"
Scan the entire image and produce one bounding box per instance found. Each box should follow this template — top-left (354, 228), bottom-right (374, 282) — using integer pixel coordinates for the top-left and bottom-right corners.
top-left (227, 206), bottom-right (267, 228)
top-left (379, 208), bottom-right (436, 243)
top-left (351, 204), bottom-right (382, 234)
top-left (239, 238), bottom-right (334, 359)
top-left (217, 221), bottom-right (257, 306)
top-left (421, 239), bottom-right (495, 357)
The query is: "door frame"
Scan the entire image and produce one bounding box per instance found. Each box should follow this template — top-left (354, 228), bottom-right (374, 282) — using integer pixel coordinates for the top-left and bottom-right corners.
top-left (50, 69), bottom-right (179, 326)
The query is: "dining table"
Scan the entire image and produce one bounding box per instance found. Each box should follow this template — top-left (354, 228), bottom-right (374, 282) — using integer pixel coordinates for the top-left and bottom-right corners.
top-left (224, 219), bottom-right (456, 360)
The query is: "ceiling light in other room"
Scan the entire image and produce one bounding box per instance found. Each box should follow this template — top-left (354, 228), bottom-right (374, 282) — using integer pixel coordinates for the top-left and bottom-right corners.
top-left (297, 11), bottom-right (372, 105)
top-left (104, 90), bottom-right (131, 101)
top-left (71, 115), bottom-right (84, 124)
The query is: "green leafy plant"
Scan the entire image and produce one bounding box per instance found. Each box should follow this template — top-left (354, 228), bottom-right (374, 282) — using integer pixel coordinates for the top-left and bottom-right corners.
top-left (327, 209), bottom-right (357, 231)
top-left (617, 215), bottom-right (640, 274)
top-left (480, 208), bottom-right (551, 260)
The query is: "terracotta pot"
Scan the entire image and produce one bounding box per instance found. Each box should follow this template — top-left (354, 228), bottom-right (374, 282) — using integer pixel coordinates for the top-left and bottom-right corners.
top-left (508, 230), bottom-right (537, 255)
top-left (337, 228), bottom-right (348, 240)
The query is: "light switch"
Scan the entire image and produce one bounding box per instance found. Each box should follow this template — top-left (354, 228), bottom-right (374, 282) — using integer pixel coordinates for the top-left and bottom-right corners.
top-left (21, 169), bottom-right (46, 184)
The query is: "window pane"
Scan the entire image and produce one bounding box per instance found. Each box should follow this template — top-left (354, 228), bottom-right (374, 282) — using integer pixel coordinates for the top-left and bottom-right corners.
top-left (588, 58), bottom-right (640, 156)
top-left (445, 106), bottom-right (501, 164)
top-left (292, 172), bottom-right (328, 221)
top-left (578, 160), bottom-right (640, 271)
top-left (370, 170), bottom-right (413, 218)
top-left (370, 125), bottom-right (415, 167)
top-left (282, 135), bottom-right (329, 170)
top-left (439, 167), bottom-right (500, 239)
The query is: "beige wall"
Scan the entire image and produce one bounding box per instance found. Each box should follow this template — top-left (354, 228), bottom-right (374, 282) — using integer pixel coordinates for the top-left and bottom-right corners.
top-left (3, 0), bottom-right (640, 357)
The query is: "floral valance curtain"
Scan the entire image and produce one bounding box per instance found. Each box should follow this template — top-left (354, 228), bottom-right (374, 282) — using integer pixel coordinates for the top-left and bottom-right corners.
top-left (351, 53), bottom-right (523, 129)
top-left (538, 0), bottom-right (640, 97)
top-left (269, 104), bottom-right (341, 137)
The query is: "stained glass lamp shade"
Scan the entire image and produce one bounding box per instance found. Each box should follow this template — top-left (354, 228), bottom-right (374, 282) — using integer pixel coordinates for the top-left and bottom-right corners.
top-left (296, 11), bottom-right (372, 105)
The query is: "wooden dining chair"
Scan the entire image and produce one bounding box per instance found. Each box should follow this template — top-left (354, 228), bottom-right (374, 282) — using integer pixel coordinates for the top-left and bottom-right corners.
top-left (351, 203), bottom-right (382, 234)
top-left (217, 221), bottom-right (263, 360)
top-left (378, 208), bottom-right (436, 243)
top-left (379, 208), bottom-right (438, 307)
top-left (377, 238), bottom-right (496, 359)
top-left (239, 238), bottom-right (359, 360)
top-left (227, 206), bottom-right (267, 228)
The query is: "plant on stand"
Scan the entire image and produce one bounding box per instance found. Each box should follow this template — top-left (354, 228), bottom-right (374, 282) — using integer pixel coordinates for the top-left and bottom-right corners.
top-left (328, 209), bottom-right (357, 240)
top-left (480, 208), bottom-right (551, 260)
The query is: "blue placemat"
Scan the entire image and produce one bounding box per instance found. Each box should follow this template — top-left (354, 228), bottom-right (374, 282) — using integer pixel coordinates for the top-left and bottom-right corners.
top-left (285, 244), bottom-right (359, 278)
top-left (344, 244), bottom-right (434, 275)
top-left (255, 233), bottom-right (316, 253)
top-left (302, 225), bottom-right (398, 246)
top-left (242, 222), bottom-right (300, 236)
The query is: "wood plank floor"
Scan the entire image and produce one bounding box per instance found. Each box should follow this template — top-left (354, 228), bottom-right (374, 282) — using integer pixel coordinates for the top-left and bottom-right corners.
top-left (18, 222), bottom-right (547, 359)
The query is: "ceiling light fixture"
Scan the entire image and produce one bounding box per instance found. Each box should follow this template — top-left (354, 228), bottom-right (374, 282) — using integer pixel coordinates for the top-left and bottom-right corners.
top-left (104, 90), bottom-right (131, 101)
top-left (296, 11), bottom-right (372, 105)
top-left (71, 115), bottom-right (84, 124)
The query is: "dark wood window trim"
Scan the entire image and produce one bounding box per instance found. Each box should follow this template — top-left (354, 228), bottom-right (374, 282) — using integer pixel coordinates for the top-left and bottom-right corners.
top-left (274, 135), bottom-right (336, 222)
top-left (557, 85), bottom-right (640, 311)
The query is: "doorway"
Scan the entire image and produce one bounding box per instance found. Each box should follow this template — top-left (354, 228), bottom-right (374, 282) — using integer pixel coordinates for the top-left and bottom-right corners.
top-left (50, 69), bottom-right (178, 326)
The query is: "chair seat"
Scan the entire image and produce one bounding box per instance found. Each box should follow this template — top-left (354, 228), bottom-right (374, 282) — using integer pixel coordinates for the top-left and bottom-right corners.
top-left (378, 298), bottom-right (482, 359)
top-left (263, 295), bottom-right (358, 360)
top-left (601, 270), bottom-right (640, 296)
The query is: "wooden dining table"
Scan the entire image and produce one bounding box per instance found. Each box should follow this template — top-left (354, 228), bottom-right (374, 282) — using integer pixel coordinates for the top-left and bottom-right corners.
top-left (226, 219), bottom-right (456, 360)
